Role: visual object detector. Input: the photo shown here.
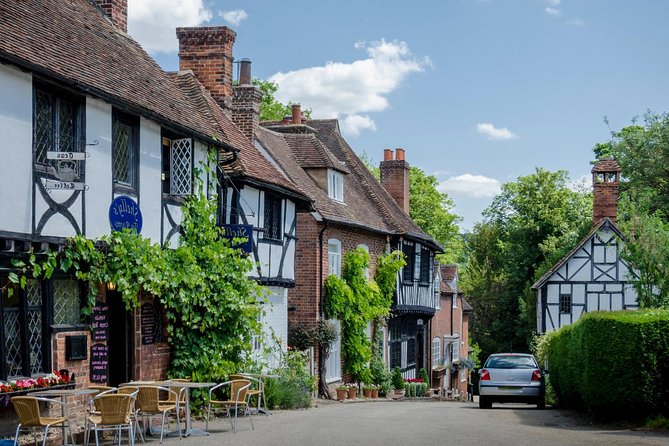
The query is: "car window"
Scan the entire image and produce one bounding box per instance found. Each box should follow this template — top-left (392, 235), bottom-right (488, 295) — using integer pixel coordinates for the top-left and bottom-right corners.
top-left (486, 356), bottom-right (536, 369)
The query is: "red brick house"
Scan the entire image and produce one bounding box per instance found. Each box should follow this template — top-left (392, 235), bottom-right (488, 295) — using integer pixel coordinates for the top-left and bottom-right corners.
top-left (430, 264), bottom-right (472, 398)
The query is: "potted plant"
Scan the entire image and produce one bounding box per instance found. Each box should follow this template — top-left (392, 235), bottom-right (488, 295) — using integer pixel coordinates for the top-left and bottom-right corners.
top-left (336, 385), bottom-right (348, 401)
top-left (362, 385), bottom-right (373, 398)
top-left (347, 384), bottom-right (357, 400)
top-left (391, 367), bottom-right (405, 396)
top-left (371, 385), bottom-right (379, 399)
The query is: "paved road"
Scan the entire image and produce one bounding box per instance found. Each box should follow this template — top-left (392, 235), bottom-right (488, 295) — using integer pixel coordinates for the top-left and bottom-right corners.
top-left (176, 399), bottom-right (669, 446)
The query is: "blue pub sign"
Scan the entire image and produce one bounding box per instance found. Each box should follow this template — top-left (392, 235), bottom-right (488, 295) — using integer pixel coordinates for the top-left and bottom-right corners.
top-left (221, 224), bottom-right (253, 253)
top-left (109, 195), bottom-right (143, 234)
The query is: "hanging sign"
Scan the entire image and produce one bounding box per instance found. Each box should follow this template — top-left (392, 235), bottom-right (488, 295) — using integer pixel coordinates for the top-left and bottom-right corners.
top-left (44, 179), bottom-right (86, 191)
top-left (221, 224), bottom-right (253, 253)
top-left (109, 195), bottom-right (143, 234)
top-left (141, 302), bottom-right (163, 345)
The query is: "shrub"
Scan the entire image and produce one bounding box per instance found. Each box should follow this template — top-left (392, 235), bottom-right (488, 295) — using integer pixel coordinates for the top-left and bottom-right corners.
top-left (264, 349), bottom-right (314, 410)
top-left (418, 368), bottom-right (430, 388)
top-left (391, 367), bottom-right (404, 390)
top-left (546, 309), bottom-right (669, 420)
top-left (370, 358), bottom-right (393, 396)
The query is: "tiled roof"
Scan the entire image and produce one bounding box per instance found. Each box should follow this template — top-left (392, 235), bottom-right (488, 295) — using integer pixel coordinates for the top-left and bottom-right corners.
top-left (0, 0), bottom-right (226, 147)
top-left (462, 298), bottom-right (473, 312)
top-left (282, 133), bottom-right (349, 173)
top-left (172, 73), bottom-right (308, 199)
top-left (258, 119), bottom-right (441, 249)
top-left (591, 158), bottom-right (621, 173)
top-left (440, 281), bottom-right (454, 294)
top-left (441, 264), bottom-right (457, 281)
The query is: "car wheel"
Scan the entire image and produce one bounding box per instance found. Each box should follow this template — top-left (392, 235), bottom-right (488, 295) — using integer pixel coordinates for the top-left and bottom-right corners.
top-left (536, 395), bottom-right (545, 410)
top-left (479, 396), bottom-right (491, 409)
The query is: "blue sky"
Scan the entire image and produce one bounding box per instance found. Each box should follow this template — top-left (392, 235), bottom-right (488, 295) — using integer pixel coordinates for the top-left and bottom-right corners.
top-left (128, 0), bottom-right (669, 230)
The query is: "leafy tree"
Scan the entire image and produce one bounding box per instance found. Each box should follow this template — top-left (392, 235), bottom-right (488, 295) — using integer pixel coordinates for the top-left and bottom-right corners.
top-left (461, 168), bottom-right (592, 359)
top-left (597, 112), bottom-right (669, 307)
top-left (253, 79), bottom-right (312, 121)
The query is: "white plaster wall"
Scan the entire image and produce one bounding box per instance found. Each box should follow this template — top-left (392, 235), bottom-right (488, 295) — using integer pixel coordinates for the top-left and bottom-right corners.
top-left (85, 98), bottom-right (113, 238)
top-left (240, 187), bottom-right (260, 227)
top-left (138, 118), bottom-right (162, 244)
top-left (260, 286), bottom-right (287, 369)
top-left (0, 63), bottom-right (33, 234)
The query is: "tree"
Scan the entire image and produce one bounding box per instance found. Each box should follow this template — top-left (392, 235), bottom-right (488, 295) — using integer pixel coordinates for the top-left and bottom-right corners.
top-left (597, 112), bottom-right (669, 307)
top-left (253, 79), bottom-right (312, 121)
top-left (460, 168), bottom-right (592, 359)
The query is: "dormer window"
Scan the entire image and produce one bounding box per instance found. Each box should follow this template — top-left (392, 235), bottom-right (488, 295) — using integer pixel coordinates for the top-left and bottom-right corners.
top-left (328, 169), bottom-right (344, 202)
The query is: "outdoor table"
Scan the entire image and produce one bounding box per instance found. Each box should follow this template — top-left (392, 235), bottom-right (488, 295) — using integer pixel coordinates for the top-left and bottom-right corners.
top-left (163, 381), bottom-right (216, 437)
top-left (32, 388), bottom-right (98, 446)
top-left (238, 373), bottom-right (279, 415)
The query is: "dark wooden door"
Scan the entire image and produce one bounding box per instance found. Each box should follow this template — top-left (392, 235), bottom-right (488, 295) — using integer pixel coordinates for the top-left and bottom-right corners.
top-left (107, 292), bottom-right (133, 386)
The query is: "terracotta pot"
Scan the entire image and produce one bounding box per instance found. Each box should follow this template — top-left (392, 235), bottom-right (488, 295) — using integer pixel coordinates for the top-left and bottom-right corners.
top-left (336, 388), bottom-right (347, 401)
top-left (371, 388), bottom-right (379, 399)
top-left (362, 388), bottom-right (373, 398)
top-left (347, 386), bottom-right (357, 399)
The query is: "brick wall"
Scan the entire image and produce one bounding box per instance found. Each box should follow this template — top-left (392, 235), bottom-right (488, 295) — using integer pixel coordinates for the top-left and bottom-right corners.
top-left (94, 0), bottom-right (127, 32)
top-left (232, 85), bottom-right (262, 142)
top-left (134, 295), bottom-right (170, 382)
top-left (593, 181), bottom-right (620, 224)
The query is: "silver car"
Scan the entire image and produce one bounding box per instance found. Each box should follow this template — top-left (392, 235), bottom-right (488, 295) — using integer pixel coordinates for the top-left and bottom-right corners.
top-left (478, 353), bottom-right (545, 409)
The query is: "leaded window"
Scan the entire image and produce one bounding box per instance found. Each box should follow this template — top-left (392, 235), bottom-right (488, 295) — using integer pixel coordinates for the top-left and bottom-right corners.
top-left (559, 294), bottom-right (572, 314)
top-left (33, 87), bottom-right (82, 176)
top-left (112, 112), bottom-right (139, 191)
top-left (263, 193), bottom-right (283, 241)
top-left (53, 279), bottom-right (81, 325)
top-left (419, 247), bottom-right (431, 285)
top-left (162, 136), bottom-right (192, 196)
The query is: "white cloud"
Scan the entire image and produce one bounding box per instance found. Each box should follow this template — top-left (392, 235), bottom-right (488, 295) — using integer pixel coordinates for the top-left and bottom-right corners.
top-left (438, 174), bottom-right (501, 198)
top-left (545, 7), bottom-right (561, 16)
top-left (128, 0), bottom-right (212, 53)
top-left (569, 174), bottom-right (592, 192)
top-left (268, 39), bottom-right (430, 136)
top-left (476, 123), bottom-right (519, 140)
top-left (566, 18), bottom-right (586, 27)
top-left (219, 9), bottom-right (248, 26)
top-left (341, 114), bottom-right (377, 136)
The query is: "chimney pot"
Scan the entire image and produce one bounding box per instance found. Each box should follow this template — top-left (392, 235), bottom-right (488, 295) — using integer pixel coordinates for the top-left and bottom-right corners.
top-left (383, 149), bottom-right (393, 161)
top-left (380, 148), bottom-right (410, 213)
top-left (239, 59), bottom-right (252, 85)
top-left (396, 148), bottom-right (405, 161)
top-left (291, 104), bottom-right (302, 125)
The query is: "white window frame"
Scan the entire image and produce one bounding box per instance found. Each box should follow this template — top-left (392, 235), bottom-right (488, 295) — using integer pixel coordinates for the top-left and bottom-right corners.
top-left (443, 336), bottom-right (451, 366)
top-left (325, 319), bottom-right (342, 383)
top-left (328, 239), bottom-right (342, 277)
top-left (452, 336), bottom-right (460, 362)
top-left (432, 337), bottom-right (441, 367)
top-left (452, 294), bottom-right (458, 309)
top-left (327, 169), bottom-right (344, 202)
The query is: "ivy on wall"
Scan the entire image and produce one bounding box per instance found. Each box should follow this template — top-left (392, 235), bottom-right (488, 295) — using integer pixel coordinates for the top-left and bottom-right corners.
top-left (324, 247), bottom-right (405, 384)
top-left (8, 179), bottom-right (264, 383)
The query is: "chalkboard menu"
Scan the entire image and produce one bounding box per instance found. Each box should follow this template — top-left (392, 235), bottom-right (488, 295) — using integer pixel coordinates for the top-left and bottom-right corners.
top-left (90, 343), bottom-right (109, 384)
top-left (141, 302), bottom-right (162, 345)
top-left (91, 301), bottom-right (109, 342)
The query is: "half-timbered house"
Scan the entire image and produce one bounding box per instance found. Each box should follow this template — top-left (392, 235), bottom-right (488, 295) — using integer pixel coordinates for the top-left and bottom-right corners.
top-left (532, 158), bottom-right (639, 333)
top-left (172, 28), bottom-right (312, 366)
top-left (256, 107), bottom-right (441, 389)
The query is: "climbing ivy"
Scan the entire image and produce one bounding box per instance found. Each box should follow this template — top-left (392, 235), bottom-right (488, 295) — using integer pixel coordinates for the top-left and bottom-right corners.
top-left (324, 248), bottom-right (405, 384)
top-left (8, 178), bottom-right (264, 383)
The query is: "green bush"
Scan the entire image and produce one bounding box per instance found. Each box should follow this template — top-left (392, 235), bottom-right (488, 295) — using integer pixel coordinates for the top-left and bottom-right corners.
top-left (417, 382), bottom-right (428, 397)
top-left (370, 358), bottom-right (393, 395)
top-left (264, 350), bottom-right (314, 410)
top-left (546, 309), bottom-right (669, 420)
top-left (391, 367), bottom-right (404, 390)
top-left (405, 382), bottom-right (416, 397)
top-left (418, 368), bottom-right (430, 388)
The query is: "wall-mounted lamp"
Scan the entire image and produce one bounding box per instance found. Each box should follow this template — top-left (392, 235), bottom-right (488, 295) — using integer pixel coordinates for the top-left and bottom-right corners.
top-left (106, 282), bottom-right (116, 292)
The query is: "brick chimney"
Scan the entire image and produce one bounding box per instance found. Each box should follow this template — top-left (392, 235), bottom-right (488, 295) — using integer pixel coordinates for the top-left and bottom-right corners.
top-left (592, 157), bottom-right (621, 225)
top-left (232, 59), bottom-right (262, 142)
top-left (94, 0), bottom-right (127, 32)
top-left (176, 26), bottom-right (237, 113)
top-left (380, 148), bottom-right (410, 213)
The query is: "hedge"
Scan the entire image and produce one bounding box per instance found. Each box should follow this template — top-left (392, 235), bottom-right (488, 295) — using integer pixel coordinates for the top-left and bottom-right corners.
top-left (546, 309), bottom-right (669, 420)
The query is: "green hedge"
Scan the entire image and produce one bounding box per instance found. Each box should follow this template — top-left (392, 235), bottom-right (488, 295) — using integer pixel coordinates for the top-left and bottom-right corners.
top-left (546, 309), bottom-right (669, 419)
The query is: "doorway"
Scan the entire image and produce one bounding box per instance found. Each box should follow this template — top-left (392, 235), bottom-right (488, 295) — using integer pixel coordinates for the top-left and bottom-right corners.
top-left (107, 291), bottom-right (134, 386)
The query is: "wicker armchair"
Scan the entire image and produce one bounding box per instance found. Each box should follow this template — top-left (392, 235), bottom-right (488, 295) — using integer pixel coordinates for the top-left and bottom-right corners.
top-left (85, 393), bottom-right (136, 446)
top-left (11, 396), bottom-right (74, 446)
top-left (116, 387), bottom-right (144, 444)
top-left (230, 374), bottom-right (267, 416)
top-left (206, 379), bottom-right (253, 433)
top-left (136, 386), bottom-right (180, 444)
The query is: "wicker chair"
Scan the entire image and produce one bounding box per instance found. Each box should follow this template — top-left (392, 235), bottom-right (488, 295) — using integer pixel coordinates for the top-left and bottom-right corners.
top-left (116, 387), bottom-right (144, 444)
top-left (11, 396), bottom-right (74, 446)
top-left (135, 386), bottom-right (180, 444)
top-left (85, 393), bottom-right (136, 446)
top-left (206, 379), bottom-right (253, 433)
top-left (160, 379), bottom-right (187, 427)
top-left (230, 374), bottom-right (267, 416)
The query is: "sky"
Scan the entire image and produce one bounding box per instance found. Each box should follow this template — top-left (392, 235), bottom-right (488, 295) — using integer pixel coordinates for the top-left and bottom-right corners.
top-left (128, 0), bottom-right (669, 231)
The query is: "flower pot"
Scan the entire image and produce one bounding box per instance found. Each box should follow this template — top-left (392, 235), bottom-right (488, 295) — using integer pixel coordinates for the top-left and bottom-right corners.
top-left (347, 386), bottom-right (357, 399)
top-left (371, 388), bottom-right (379, 399)
top-left (362, 388), bottom-right (372, 398)
top-left (336, 388), bottom-right (347, 401)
